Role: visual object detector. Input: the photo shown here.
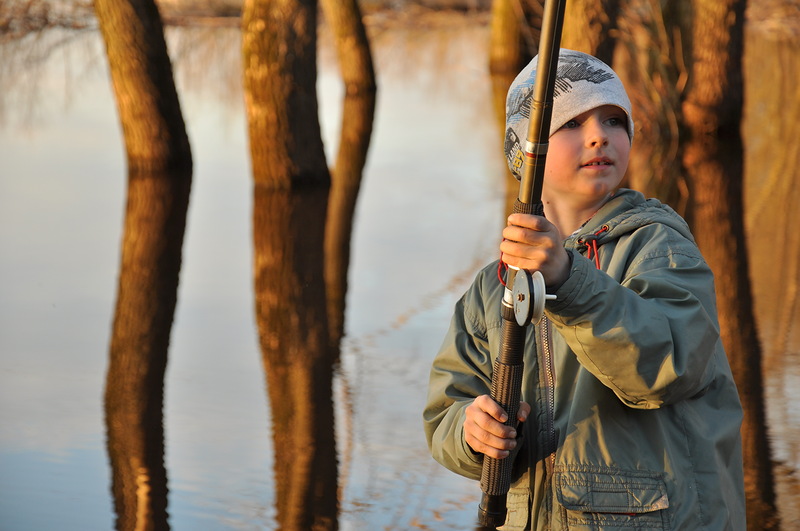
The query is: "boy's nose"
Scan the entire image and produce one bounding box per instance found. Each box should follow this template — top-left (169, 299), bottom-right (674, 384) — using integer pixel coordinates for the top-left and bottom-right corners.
top-left (585, 118), bottom-right (609, 147)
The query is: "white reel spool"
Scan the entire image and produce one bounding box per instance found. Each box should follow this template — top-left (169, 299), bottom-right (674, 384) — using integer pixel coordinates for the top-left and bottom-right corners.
top-left (511, 269), bottom-right (557, 325)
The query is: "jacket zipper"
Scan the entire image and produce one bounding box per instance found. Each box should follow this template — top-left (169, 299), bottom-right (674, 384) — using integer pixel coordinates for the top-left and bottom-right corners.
top-left (540, 316), bottom-right (557, 528)
top-left (541, 316), bottom-right (556, 466)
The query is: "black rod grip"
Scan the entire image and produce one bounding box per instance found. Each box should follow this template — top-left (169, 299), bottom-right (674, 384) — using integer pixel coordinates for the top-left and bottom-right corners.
top-left (477, 307), bottom-right (526, 528)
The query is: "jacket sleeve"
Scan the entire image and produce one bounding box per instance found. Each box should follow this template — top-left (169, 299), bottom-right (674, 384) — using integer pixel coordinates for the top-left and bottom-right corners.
top-left (422, 268), bottom-right (497, 480)
top-left (546, 224), bottom-right (722, 409)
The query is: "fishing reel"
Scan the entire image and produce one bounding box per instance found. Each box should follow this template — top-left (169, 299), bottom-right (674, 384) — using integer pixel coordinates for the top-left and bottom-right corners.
top-left (511, 268), bottom-right (556, 326)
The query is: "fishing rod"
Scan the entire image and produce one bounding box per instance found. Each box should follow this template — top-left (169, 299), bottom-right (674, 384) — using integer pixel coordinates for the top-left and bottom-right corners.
top-left (476, 0), bottom-right (566, 527)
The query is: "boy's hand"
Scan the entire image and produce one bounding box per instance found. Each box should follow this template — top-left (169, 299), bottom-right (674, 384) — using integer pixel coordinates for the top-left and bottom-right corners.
top-left (500, 213), bottom-right (570, 289)
top-left (464, 395), bottom-right (530, 459)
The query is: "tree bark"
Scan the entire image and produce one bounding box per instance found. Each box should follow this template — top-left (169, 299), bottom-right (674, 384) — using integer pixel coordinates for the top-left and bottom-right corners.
top-left (489, 0), bottom-right (542, 215)
top-left (253, 187), bottom-right (338, 531)
top-left (94, 0), bottom-right (191, 172)
top-left (242, 0), bottom-right (328, 189)
top-left (680, 0), bottom-right (778, 527)
top-left (612, 0), bottom-right (686, 210)
top-left (489, 0), bottom-right (529, 76)
top-left (560, 0), bottom-right (619, 64)
top-left (95, 0), bottom-right (192, 529)
top-left (242, 0), bottom-right (338, 528)
top-left (319, 0), bottom-right (376, 349)
top-left (744, 11), bottom-right (800, 522)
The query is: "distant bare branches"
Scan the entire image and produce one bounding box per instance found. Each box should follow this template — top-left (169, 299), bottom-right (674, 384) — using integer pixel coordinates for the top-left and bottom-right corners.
top-left (0, 0), bottom-right (95, 43)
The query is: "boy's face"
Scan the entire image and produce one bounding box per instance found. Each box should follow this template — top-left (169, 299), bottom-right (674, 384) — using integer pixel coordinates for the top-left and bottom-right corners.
top-left (543, 105), bottom-right (631, 206)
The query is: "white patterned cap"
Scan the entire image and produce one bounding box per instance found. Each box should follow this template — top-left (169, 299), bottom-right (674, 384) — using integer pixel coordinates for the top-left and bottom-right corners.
top-left (505, 49), bottom-right (634, 180)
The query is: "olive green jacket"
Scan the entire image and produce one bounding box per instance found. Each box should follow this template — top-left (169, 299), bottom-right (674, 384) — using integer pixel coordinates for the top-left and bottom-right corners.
top-left (423, 189), bottom-right (745, 530)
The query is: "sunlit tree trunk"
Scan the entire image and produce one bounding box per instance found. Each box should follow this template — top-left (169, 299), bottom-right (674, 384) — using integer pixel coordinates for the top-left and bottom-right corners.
top-left (95, 0), bottom-right (192, 528)
top-left (242, 0), bottom-right (338, 528)
top-left (253, 187), bottom-right (338, 530)
top-left (679, 0), bottom-right (778, 527)
top-left (744, 13), bottom-right (800, 522)
top-left (104, 164), bottom-right (187, 530)
top-left (319, 0), bottom-right (376, 349)
top-left (611, 0), bottom-right (686, 210)
top-left (489, 0), bottom-right (542, 216)
top-left (489, 0), bottom-right (528, 76)
top-left (94, 0), bottom-right (191, 172)
top-left (560, 0), bottom-right (619, 64)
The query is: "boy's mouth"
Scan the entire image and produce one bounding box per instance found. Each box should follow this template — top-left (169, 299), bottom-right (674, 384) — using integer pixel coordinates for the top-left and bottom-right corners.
top-left (582, 157), bottom-right (613, 167)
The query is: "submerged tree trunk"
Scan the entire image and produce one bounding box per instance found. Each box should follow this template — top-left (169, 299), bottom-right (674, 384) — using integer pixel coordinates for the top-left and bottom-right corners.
top-left (613, 0), bottom-right (686, 211)
top-left (560, 0), bottom-right (619, 64)
top-left (489, 0), bottom-right (542, 215)
top-left (744, 10), bottom-right (800, 522)
top-left (94, 0), bottom-right (191, 172)
top-left (242, 0), bottom-right (338, 528)
top-left (252, 186), bottom-right (338, 530)
top-left (319, 0), bottom-right (376, 349)
top-left (489, 0), bottom-right (532, 76)
top-left (95, 0), bottom-right (192, 528)
top-left (242, 0), bottom-right (328, 189)
top-left (679, 0), bottom-right (778, 527)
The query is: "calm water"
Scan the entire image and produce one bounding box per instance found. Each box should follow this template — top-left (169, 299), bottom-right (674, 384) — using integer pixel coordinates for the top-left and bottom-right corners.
top-left (0, 9), bottom-right (797, 530)
top-left (0, 15), bottom-right (506, 530)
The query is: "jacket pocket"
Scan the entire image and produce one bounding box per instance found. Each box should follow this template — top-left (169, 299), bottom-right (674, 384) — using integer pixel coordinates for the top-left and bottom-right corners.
top-left (497, 487), bottom-right (531, 531)
top-left (554, 467), bottom-right (670, 530)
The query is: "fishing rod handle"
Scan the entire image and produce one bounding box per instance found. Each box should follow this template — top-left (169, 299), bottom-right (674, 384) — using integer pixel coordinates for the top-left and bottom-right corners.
top-left (477, 306), bottom-right (526, 528)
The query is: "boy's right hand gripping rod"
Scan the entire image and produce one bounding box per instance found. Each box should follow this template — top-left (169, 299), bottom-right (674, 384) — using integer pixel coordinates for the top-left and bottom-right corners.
top-left (477, 0), bottom-right (566, 527)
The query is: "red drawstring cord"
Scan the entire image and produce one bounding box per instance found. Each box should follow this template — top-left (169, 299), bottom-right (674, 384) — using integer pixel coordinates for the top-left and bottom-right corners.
top-left (587, 239), bottom-right (601, 269)
top-left (583, 226), bottom-right (609, 270)
top-left (497, 257), bottom-right (509, 287)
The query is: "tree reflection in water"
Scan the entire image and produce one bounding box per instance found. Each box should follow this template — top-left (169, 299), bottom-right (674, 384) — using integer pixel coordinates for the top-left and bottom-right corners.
top-left (0, 2), bottom-right (798, 528)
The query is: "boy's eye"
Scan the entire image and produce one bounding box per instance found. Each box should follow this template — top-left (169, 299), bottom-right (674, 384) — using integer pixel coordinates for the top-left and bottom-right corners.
top-left (606, 116), bottom-right (626, 127)
top-left (562, 119), bottom-right (579, 129)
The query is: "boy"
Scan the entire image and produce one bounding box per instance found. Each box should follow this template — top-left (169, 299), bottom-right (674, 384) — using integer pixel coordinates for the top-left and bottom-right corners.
top-left (423, 50), bottom-right (745, 530)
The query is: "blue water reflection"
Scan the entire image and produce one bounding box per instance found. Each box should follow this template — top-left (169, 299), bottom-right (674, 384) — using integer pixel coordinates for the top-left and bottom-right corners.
top-left (0, 16), bottom-right (503, 529)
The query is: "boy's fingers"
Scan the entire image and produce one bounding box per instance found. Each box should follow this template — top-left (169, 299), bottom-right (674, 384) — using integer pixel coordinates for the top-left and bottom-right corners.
top-left (465, 396), bottom-right (526, 458)
top-left (518, 401), bottom-right (531, 422)
top-left (473, 395), bottom-right (507, 422)
top-left (465, 421), bottom-right (517, 458)
top-left (507, 213), bottom-right (548, 231)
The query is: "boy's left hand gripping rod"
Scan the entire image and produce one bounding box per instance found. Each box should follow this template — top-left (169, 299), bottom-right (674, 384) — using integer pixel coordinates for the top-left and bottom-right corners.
top-left (476, 0), bottom-right (566, 527)
top-left (476, 264), bottom-right (531, 528)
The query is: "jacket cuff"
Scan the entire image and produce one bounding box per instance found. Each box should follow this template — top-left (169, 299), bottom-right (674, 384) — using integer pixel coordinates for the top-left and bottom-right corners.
top-left (547, 249), bottom-right (590, 313)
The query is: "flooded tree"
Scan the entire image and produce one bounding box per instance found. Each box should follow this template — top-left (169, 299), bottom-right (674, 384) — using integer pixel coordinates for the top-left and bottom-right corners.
top-left (744, 8), bottom-right (800, 520)
top-left (572, 0), bottom-right (779, 525)
top-left (489, 0), bottom-right (538, 76)
top-left (560, 0), bottom-right (618, 64)
top-left (488, 0), bottom-right (543, 215)
top-left (319, 0), bottom-right (376, 349)
top-left (677, 0), bottom-right (778, 527)
top-left (497, 0), bottom-right (780, 526)
top-left (242, 0), bottom-right (338, 528)
top-left (612, 0), bottom-right (686, 211)
top-left (95, 0), bottom-right (193, 528)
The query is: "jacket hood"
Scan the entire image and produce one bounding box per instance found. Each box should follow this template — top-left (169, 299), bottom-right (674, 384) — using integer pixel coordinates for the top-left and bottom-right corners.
top-left (574, 188), bottom-right (695, 246)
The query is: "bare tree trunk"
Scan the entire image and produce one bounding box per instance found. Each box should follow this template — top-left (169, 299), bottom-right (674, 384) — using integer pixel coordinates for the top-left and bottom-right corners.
top-left (94, 0), bottom-right (191, 172)
top-left (253, 187), bottom-right (338, 531)
top-left (489, 0), bottom-right (543, 215)
top-left (489, 0), bottom-right (531, 75)
top-left (319, 0), bottom-right (376, 349)
top-left (242, 0), bottom-right (338, 528)
top-left (560, 0), bottom-right (619, 64)
top-left (612, 0), bottom-right (686, 211)
top-left (95, 0), bottom-right (192, 528)
top-left (744, 10), bottom-right (800, 523)
top-left (243, 0), bottom-right (328, 188)
top-left (680, 0), bottom-right (778, 527)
